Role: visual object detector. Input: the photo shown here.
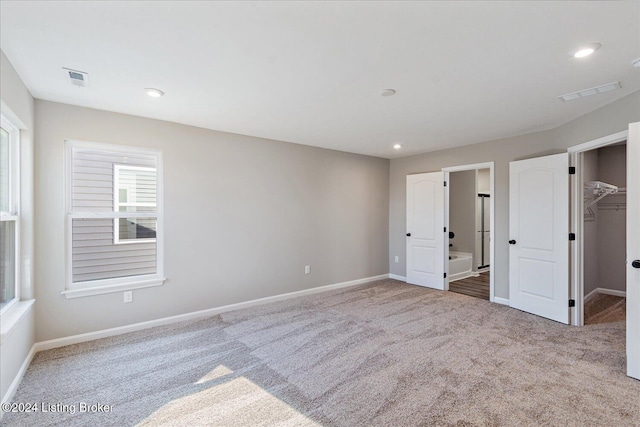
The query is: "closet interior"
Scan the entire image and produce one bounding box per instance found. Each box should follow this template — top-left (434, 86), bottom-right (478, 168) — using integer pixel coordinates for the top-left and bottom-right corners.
top-left (582, 142), bottom-right (627, 325)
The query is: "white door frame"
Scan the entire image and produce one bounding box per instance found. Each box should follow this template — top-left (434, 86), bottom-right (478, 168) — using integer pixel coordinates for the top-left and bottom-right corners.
top-left (568, 130), bottom-right (628, 326)
top-left (442, 162), bottom-right (495, 302)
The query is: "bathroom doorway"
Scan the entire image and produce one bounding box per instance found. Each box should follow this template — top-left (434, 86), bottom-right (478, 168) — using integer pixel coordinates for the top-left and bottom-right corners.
top-left (443, 163), bottom-right (494, 301)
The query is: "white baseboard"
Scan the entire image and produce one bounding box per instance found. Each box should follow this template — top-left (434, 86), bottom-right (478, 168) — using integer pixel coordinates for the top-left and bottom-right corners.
top-left (448, 271), bottom-right (479, 282)
top-left (493, 297), bottom-right (509, 306)
top-left (389, 274), bottom-right (406, 281)
top-left (585, 287), bottom-right (626, 302)
top-left (35, 274), bottom-right (389, 352)
top-left (1, 344), bottom-right (36, 405)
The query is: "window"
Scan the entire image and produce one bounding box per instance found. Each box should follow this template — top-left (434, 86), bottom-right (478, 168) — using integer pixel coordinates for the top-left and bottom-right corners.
top-left (0, 115), bottom-right (20, 312)
top-left (64, 140), bottom-right (164, 298)
top-left (114, 165), bottom-right (157, 244)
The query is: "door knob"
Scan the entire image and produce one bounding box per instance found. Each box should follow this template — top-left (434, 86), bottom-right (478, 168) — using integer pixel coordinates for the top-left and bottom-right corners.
top-left (406, 233), bottom-right (411, 237)
top-left (633, 260), bottom-right (640, 269)
top-left (509, 240), bottom-right (516, 245)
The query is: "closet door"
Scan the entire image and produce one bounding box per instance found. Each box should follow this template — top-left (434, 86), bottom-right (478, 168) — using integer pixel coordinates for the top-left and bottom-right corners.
top-left (406, 172), bottom-right (445, 290)
top-left (509, 153), bottom-right (569, 324)
top-left (627, 122), bottom-right (640, 380)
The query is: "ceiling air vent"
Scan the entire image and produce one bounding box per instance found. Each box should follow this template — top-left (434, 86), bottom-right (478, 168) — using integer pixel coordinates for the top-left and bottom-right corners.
top-left (63, 68), bottom-right (89, 87)
top-left (558, 81), bottom-right (620, 102)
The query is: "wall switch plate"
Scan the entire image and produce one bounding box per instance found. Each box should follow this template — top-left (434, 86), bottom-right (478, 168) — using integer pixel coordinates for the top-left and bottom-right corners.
top-left (124, 291), bottom-right (133, 303)
top-left (305, 265), bottom-right (310, 274)
top-left (394, 256), bottom-right (399, 263)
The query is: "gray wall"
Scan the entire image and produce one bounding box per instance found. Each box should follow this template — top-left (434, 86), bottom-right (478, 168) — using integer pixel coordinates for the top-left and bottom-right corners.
top-left (34, 100), bottom-right (390, 342)
top-left (0, 50), bottom-right (35, 402)
top-left (389, 90), bottom-right (640, 299)
top-left (449, 170), bottom-right (476, 265)
top-left (596, 145), bottom-right (627, 293)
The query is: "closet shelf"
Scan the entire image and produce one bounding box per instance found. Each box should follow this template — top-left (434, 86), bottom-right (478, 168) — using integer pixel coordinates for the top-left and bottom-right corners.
top-left (584, 181), bottom-right (623, 209)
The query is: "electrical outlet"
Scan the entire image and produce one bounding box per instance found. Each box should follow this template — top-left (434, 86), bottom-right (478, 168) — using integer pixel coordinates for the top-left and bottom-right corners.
top-left (124, 291), bottom-right (133, 303)
top-left (305, 265), bottom-right (310, 274)
top-left (394, 256), bottom-right (399, 263)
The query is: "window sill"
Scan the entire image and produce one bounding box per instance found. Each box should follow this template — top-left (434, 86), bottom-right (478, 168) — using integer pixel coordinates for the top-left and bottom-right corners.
top-left (0, 299), bottom-right (35, 344)
top-left (61, 277), bottom-right (166, 299)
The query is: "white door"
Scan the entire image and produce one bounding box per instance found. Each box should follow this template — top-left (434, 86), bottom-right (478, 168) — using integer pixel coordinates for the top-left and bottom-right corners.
top-left (509, 153), bottom-right (569, 324)
top-left (627, 122), bottom-right (640, 380)
top-left (406, 172), bottom-right (445, 290)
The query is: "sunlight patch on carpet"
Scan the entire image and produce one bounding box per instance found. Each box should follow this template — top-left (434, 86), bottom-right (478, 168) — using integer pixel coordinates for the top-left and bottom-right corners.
top-left (138, 376), bottom-right (320, 426)
top-left (195, 364), bottom-right (234, 385)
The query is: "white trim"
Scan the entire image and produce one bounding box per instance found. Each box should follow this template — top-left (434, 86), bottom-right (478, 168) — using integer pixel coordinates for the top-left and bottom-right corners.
top-left (61, 277), bottom-right (165, 299)
top-left (568, 129), bottom-right (628, 326)
top-left (585, 287), bottom-right (627, 303)
top-left (596, 288), bottom-right (626, 298)
top-left (584, 287), bottom-right (599, 303)
top-left (444, 170), bottom-right (450, 290)
top-left (493, 297), bottom-right (510, 306)
top-left (568, 130), bottom-right (628, 153)
top-left (0, 297), bottom-right (18, 317)
top-left (0, 344), bottom-right (36, 405)
top-left (0, 299), bottom-right (34, 344)
top-left (1, 114), bottom-right (21, 311)
top-left (39, 274), bottom-right (388, 351)
top-left (441, 162), bottom-right (495, 302)
top-left (389, 274), bottom-right (407, 281)
top-left (442, 162), bottom-right (494, 173)
top-left (448, 271), bottom-right (479, 282)
top-left (64, 140), bottom-right (164, 294)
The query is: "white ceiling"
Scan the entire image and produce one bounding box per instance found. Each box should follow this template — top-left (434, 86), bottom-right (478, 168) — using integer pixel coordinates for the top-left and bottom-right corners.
top-left (1, 1), bottom-right (639, 159)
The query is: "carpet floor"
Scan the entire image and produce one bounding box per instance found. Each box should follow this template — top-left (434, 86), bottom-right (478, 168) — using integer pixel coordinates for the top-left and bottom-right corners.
top-left (3, 279), bottom-right (639, 426)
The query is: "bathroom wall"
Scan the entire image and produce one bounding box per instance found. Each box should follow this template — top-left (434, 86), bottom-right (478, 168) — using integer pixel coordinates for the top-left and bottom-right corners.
top-left (449, 170), bottom-right (476, 266)
top-left (477, 169), bottom-right (490, 193)
top-left (476, 169), bottom-right (490, 268)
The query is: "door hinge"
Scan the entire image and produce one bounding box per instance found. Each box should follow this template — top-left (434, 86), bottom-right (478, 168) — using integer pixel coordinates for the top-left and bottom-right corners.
top-left (569, 233), bottom-right (576, 241)
top-left (569, 299), bottom-right (575, 307)
top-left (444, 181), bottom-right (447, 187)
top-left (444, 227), bottom-right (447, 232)
top-left (444, 273), bottom-right (447, 278)
top-left (569, 166), bottom-right (576, 175)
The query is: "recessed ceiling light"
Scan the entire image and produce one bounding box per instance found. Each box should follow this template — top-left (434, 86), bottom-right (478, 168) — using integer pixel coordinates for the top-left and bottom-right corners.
top-left (393, 143), bottom-right (403, 149)
top-left (380, 89), bottom-right (396, 97)
top-left (145, 88), bottom-right (165, 98)
top-left (569, 43), bottom-right (601, 58)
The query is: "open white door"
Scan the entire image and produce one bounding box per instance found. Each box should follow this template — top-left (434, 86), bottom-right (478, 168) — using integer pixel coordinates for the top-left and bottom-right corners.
top-left (627, 122), bottom-right (640, 380)
top-left (406, 172), bottom-right (445, 290)
top-left (509, 153), bottom-right (569, 324)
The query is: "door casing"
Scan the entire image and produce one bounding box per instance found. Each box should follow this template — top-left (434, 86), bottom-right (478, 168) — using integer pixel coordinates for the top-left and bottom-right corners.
top-left (568, 130), bottom-right (628, 326)
top-left (442, 162), bottom-right (495, 301)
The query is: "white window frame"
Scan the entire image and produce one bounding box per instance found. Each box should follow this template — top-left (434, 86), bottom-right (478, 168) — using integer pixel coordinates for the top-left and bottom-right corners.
top-left (113, 164), bottom-right (157, 245)
top-left (0, 114), bottom-right (20, 314)
top-left (63, 140), bottom-right (165, 299)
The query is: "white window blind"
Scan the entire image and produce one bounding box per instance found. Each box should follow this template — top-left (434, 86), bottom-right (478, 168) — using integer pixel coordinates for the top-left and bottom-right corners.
top-left (66, 141), bottom-right (163, 293)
